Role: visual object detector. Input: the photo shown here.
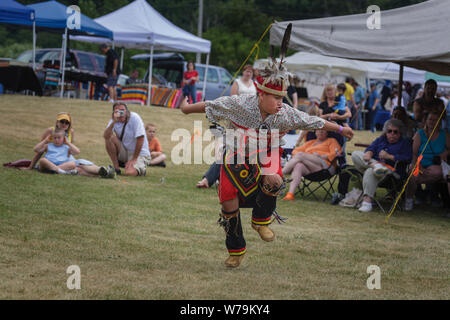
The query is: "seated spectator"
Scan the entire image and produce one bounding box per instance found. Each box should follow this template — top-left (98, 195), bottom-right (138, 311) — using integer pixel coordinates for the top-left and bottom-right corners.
top-left (294, 105), bottom-right (320, 148)
top-left (23, 112), bottom-right (75, 170)
top-left (319, 84), bottom-right (352, 165)
top-left (405, 110), bottom-right (450, 210)
top-left (196, 162), bottom-right (221, 188)
top-left (351, 119), bottom-right (412, 212)
top-left (126, 69), bottom-right (141, 85)
top-left (22, 112), bottom-right (115, 178)
top-left (390, 106), bottom-right (417, 139)
top-left (104, 103), bottom-right (151, 176)
top-left (319, 84), bottom-right (352, 126)
top-left (146, 123), bottom-right (167, 167)
top-left (196, 124), bottom-right (224, 188)
top-left (33, 129), bottom-right (79, 174)
top-left (282, 129), bottom-right (342, 201)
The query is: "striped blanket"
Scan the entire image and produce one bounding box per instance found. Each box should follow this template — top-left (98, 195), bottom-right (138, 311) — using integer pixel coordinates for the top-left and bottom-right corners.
top-left (121, 84), bottom-right (202, 108)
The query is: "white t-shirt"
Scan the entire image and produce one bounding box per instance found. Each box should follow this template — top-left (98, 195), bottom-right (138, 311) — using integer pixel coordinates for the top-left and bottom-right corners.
top-left (236, 78), bottom-right (257, 95)
top-left (107, 112), bottom-right (150, 157)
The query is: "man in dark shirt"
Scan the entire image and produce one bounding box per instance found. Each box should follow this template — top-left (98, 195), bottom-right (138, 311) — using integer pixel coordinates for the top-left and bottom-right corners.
top-left (100, 43), bottom-right (120, 102)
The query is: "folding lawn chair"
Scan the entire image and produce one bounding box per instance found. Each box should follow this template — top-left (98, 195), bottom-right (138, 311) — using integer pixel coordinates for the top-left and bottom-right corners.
top-left (295, 131), bottom-right (346, 201)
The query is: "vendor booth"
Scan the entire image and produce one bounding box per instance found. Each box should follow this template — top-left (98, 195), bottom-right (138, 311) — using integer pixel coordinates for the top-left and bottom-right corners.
top-left (71, 0), bottom-right (211, 107)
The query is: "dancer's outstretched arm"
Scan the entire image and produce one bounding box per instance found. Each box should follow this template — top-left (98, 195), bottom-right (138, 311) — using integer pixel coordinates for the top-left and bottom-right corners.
top-left (180, 97), bottom-right (205, 114)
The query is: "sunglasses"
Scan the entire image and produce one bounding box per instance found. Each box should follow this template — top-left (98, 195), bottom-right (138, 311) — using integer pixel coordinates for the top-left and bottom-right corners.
top-left (387, 129), bottom-right (399, 134)
top-left (59, 120), bottom-right (70, 125)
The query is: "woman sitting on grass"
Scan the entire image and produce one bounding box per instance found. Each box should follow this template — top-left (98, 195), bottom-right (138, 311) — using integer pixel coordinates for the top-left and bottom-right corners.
top-left (24, 112), bottom-right (115, 178)
top-left (24, 112), bottom-right (75, 170)
top-left (33, 129), bottom-right (79, 174)
top-left (282, 129), bottom-right (342, 201)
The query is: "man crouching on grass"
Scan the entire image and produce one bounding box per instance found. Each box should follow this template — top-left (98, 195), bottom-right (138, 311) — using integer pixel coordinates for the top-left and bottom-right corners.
top-left (104, 103), bottom-right (151, 176)
top-left (180, 59), bottom-right (353, 268)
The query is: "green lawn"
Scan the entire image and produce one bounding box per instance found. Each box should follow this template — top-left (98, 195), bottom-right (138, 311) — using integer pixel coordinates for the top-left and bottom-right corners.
top-left (0, 94), bottom-right (448, 299)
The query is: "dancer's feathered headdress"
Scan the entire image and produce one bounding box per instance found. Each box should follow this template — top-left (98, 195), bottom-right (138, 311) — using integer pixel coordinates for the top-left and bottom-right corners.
top-left (255, 23), bottom-right (293, 97)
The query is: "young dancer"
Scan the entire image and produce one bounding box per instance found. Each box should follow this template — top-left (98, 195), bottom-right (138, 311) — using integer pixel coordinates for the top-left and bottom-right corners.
top-left (181, 56), bottom-right (353, 268)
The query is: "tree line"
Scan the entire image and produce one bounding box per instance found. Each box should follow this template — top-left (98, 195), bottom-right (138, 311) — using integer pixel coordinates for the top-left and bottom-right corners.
top-left (0, 0), bottom-right (425, 77)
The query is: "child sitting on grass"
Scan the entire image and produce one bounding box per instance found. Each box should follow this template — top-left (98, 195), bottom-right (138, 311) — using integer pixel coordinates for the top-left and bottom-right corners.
top-left (145, 123), bottom-right (167, 167)
top-left (33, 128), bottom-right (80, 174)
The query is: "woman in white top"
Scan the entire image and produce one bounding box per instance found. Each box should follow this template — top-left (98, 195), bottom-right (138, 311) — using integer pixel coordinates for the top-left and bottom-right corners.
top-left (230, 64), bottom-right (256, 96)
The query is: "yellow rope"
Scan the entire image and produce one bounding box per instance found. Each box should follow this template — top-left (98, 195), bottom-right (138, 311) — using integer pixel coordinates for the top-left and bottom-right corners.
top-left (385, 106), bottom-right (447, 224)
top-left (219, 23), bottom-right (273, 97)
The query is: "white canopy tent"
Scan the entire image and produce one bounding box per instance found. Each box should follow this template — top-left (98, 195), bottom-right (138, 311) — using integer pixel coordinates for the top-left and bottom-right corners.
top-left (71, 0), bottom-right (211, 105)
top-left (366, 62), bottom-right (426, 84)
top-left (255, 52), bottom-right (368, 98)
top-left (270, 0), bottom-right (450, 75)
top-left (254, 52), bottom-right (414, 98)
top-left (270, 0), bottom-right (450, 104)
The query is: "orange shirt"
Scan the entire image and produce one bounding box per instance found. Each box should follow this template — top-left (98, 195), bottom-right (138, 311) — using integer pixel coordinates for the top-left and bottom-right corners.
top-left (291, 137), bottom-right (341, 166)
top-left (148, 137), bottom-right (162, 152)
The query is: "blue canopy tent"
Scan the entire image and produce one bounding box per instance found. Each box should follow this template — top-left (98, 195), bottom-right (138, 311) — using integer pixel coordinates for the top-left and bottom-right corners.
top-left (0, 0), bottom-right (35, 25)
top-left (27, 0), bottom-right (113, 97)
top-left (0, 0), bottom-right (36, 69)
top-left (28, 1), bottom-right (112, 37)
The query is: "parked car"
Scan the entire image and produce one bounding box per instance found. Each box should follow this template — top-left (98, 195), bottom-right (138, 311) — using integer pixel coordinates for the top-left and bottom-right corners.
top-left (17, 48), bottom-right (107, 89)
top-left (132, 52), bottom-right (233, 100)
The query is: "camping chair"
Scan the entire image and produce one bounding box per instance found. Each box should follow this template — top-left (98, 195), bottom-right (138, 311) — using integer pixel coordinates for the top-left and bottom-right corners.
top-left (373, 161), bottom-right (409, 213)
top-left (295, 131), bottom-right (346, 201)
top-left (351, 143), bottom-right (410, 213)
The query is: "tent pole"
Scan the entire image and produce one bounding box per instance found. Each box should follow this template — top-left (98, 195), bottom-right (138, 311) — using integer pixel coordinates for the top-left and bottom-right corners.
top-left (202, 53), bottom-right (209, 101)
top-left (32, 21), bottom-right (36, 71)
top-left (398, 62), bottom-right (404, 107)
top-left (60, 28), bottom-right (68, 98)
top-left (147, 45), bottom-right (154, 106)
top-left (196, 0), bottom-right (204, 64)
top-left (120, 47), bottom-right (124, 72)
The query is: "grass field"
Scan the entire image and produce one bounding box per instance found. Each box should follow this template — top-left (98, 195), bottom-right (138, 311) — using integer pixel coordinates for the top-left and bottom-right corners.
top-left (0, 94), bottom-right (448, 300)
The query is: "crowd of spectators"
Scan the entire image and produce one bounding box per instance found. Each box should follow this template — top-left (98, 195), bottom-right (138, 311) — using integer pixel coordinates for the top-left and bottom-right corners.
top-left (283, 78), bottom-right (450, 214)
top-left (6, 62), bottom-right (450, 216)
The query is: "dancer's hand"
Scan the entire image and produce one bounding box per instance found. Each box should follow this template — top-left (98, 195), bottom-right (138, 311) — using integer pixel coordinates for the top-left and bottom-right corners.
top-left (180, 97), bottom-right (189, 109)
top-left (262, 174), bottom-right (283, 189)
top-left (341, 126), bottom-right (354, 140)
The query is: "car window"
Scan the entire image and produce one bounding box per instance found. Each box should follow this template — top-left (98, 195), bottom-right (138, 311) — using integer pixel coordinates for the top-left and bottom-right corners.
top-left (196, 67), bottom-right (219, 83)
top-left (207, 68), bottom-right (219, 83)
top-left (153, 67), bottom-right (166, 79)
top-left (39, 50), bottom-right (60, 63)
top-left (166, 69), bottom-right (182, 83)
top-left (196, 66), bottom-right (205, 82)
top-left (94, 55), bottom-right (105, 72)
top-left (16, 50), bottom-right (32, 63)
top-left (77, 52), bottom-right (95, 71)
top-left (219, 68), bottom-right (232, 85)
